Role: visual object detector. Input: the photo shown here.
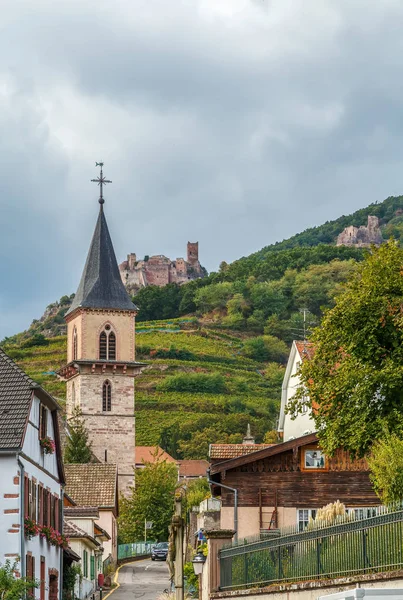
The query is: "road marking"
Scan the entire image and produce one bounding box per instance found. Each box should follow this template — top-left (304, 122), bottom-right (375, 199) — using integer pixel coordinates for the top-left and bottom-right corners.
top-left (103, 559), bottom-right (149, 600)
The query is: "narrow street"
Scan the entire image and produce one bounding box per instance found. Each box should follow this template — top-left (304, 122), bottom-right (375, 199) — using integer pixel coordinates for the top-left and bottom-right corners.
top-left (110, 559), bottom-right (171, 600)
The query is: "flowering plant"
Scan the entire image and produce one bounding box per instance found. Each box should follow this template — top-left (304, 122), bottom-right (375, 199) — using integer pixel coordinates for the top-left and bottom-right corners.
top-left (40, 525), bottom-right (69, 548)
top-left (41, 526), bottom-right (69, 548)
top-left (39, 436), bottom-right (56, 455)
top-left (24, 517), bottom-right (40, 540)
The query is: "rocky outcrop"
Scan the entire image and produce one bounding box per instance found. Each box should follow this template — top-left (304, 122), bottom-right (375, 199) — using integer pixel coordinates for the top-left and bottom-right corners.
top-left (336, 216), bottom-right (383, 247)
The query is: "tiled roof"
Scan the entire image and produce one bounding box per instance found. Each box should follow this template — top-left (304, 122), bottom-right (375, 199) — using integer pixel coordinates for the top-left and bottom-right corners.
top-left (0, 347), bottom-right (39, 449)
top-left (209, 444), bottom-right (275, 460)
top-left (295, 341), bottom-right (315, 361)
top-left (178, 460), bottom-right (208, 478)
top-left (64, 464), bottom-right (117, 508)
top-left (66, 206), bottom-right (137, 316)
top-left (64, 506), bottom-right (99, 518)
top-left (136, 446), bottom-right (176, 465)
top-left (63, 519), bottom-right (100, 546)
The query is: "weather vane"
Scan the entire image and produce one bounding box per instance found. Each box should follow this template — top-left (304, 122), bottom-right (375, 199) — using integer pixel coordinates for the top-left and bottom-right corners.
top-left (91, 161), bottom-right (112, 206)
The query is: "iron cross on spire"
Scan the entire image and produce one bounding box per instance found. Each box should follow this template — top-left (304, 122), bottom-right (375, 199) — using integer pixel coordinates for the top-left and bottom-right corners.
top-left (91, 162), bottom-right (112, 206)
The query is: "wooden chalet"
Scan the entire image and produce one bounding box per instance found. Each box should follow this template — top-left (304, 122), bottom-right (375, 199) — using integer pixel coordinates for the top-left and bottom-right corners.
top-left (209, 433), bottom-right (379, 539)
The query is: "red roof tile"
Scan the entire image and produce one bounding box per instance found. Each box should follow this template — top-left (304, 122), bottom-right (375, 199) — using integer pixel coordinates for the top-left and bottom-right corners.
top-left (178, 460), bottom-right (208, 478)
top-left (135, 446), bottom-right (176, 465)
top-left (209, 444), bottom-right (274, 460)
top-left (295, 341), bottom-right (315, 360)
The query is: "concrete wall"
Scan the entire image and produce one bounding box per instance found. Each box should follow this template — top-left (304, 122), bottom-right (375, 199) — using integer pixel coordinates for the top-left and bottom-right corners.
top-left (221, 506), bottom-right (297, 538)
top-left (97, 510), bottom-right (117, 562)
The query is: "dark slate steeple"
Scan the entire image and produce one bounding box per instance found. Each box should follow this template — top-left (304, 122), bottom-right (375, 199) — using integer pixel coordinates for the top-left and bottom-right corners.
top-left (66, 164), bottom-right (137, 316)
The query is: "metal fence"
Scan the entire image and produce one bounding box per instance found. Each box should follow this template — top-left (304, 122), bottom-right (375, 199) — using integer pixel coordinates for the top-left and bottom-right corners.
top-left (220, 508), bottom-right (403, 590)
top-left (118, 541), bottom-right (156, 560)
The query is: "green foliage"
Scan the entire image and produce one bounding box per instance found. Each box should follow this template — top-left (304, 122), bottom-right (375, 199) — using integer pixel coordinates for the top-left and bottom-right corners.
top-left (63, 563), bottom-right (81, 597)
top-left (184, 562), bottom-right (199, 592)
top-left (183, 479), bottom-right (210, 512)
top-left (157, 373), bottom-right (227, 394)
top-left (64, 407), bottom-right (93, 464)
top-left (242, 336), bottom-right (288, 363)
top-left (22, 333), bottom-right (49, 348)
top-left (291, 241), bottom-right (403, 457)
top-left (368, 432), bottom-right (403, 504)
top-left (118, 455), bottom-right (178, 542)
top-left (0, 560), bottom-right (38, 600)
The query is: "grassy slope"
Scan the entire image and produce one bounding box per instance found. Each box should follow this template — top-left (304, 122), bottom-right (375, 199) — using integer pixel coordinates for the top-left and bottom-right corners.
top-left (4, 318), bottom-right (282, 451)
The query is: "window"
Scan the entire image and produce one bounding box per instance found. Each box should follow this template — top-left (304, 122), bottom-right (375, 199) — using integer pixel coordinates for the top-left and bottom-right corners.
top-left (99, 325), bottom-right (117, 360)
top-left (102, 380), bottom-right (112, 412)
top-left (32, 482), bottom-right (37, 521)
top-left (304, 449), bottom-right (326, 469)
top-left (71, 382), bottom-right (76, 408)
top-left (83, 550), bottom-right (88, 578)
top-left (349, 507), bottom-right (378, 520)
top-left (38, 485), bottom-right (43, 525)
top-left (26, 554), bottom-right (35, 596)
top-left (43, 489), bottom-right (49, 527)
top-left (73, 327), bottom-right (78, 360)
top-left (39, 405), bottom-right (47, 439)
top-left (298, 509), bottom-right (317, 531)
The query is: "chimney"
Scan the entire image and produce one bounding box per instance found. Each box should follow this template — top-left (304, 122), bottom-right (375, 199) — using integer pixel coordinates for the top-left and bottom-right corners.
top-left (242, 423), bottom-right (255, 445)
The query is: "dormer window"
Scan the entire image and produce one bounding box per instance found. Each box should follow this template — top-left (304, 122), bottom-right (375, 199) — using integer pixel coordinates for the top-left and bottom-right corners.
top-left (99, 325), bottom-right (116, 360)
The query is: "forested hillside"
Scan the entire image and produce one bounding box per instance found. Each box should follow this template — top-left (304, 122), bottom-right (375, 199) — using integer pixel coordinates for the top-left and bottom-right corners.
top-left (3, 194), bottom-right (403, 459)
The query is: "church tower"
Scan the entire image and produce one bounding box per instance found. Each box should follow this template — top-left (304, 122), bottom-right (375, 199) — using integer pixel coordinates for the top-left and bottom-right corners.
top-left (60, 164), bottom-right (143, 494)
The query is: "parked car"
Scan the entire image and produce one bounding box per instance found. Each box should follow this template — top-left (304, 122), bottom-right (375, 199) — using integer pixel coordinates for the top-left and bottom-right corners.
top-left (151, 542), bottom-right (169, 561)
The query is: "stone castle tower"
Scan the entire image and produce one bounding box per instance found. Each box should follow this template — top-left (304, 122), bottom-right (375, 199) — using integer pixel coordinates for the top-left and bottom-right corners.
top-left (60, 168), bottom-right (143, 494)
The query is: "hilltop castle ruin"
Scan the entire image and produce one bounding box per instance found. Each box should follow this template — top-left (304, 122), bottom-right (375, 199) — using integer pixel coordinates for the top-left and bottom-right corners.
top-left (336, 215), bottom-right (383, 248)
top-left (119, 242), bottom-right (206, 293)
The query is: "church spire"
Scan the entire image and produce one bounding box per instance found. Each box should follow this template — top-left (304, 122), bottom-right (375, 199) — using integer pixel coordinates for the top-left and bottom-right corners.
top-left (66, 164), bottom-right (137, 316)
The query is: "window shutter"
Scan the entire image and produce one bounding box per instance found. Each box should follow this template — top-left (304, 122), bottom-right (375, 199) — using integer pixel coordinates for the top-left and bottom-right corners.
top-left (90, 555), bottom-right (95, 580)
top-left (24, 476), bottom-right (29, 519)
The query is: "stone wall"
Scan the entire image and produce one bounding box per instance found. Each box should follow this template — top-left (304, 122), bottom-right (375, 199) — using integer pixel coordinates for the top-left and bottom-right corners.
top-left (336, 215), bottom-right (383, 247)
top-left (119, 242), bottom-right (205, 292)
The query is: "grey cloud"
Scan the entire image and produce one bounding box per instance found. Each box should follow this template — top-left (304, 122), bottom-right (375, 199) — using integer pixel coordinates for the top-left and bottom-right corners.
top-left (1, 0), bottom-right (403, 338)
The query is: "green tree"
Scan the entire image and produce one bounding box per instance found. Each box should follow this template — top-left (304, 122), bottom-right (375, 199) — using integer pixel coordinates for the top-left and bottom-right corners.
top-left (183, 478), bottom-right (210, 513)
top-left (0, 560), bottom-right (38, 600)
top-left (368, 431), bottom-right (403, 504)
top-left (64, 408), bottom-right (93, 464)
top-left (290, 241), bottom-right (403, 457)
top-left (118, 452), bottom-right (178, 542)
top-left (242, 335), bottom-right (288, 363)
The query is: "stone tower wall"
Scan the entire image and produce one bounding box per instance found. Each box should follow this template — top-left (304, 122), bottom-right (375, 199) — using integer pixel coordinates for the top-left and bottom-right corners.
top-left (66, 372), bottom-right (136, 495)
top-left (67, 310), bottom-right (136, 363)
top-left (187, 241), bottom-right (199, 265)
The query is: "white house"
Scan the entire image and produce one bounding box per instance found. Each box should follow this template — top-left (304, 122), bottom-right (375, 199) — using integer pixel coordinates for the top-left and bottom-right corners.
top-left (278, 341), bottom-right (316, 441)
top-left (0, 348), bottom-right (65, 599)
top-left (64, 507), bottom-right (109, 599)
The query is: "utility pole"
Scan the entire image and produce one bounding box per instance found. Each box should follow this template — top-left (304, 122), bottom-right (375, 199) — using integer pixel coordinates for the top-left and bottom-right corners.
top-left (172, 492), bottom-right (184, 600)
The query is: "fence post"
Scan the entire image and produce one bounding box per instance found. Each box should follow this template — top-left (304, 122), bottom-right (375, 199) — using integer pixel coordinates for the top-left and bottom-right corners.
top-left (202, 529), bottom-right (235, 600)
top-left (316, 538), bottom-right (322, 578)
top-left (362, 529), bottom-right (368, 574)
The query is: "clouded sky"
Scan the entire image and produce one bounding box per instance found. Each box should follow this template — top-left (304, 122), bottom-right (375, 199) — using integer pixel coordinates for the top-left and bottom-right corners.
top-left (1, 0), bottom-right (403, 338)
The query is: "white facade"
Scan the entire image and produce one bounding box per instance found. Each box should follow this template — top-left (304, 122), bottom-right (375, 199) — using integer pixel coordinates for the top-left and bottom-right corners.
top-left (278, 341), bottom-right (316, 441)
top-left (0, 392), bottom-right (63, 600)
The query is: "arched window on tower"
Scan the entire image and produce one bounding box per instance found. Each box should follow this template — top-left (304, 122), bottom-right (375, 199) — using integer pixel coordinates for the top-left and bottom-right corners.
top-left (102, 380), bottom-right (112, 412)
top-left (99, 331), bottom-right (107, 359)
top-left (108, 331), bottom-right (116, 360)
top-left (99, 325), bottom-right (116, 360)
top-left (73, 327), bottom-right (78, 360)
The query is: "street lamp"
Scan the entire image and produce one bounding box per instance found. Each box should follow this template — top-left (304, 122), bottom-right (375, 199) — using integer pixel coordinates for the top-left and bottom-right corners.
top-left (192, 551), bottom-right (206, 576)
top-left (192, 551), bottom-right (206, 600)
